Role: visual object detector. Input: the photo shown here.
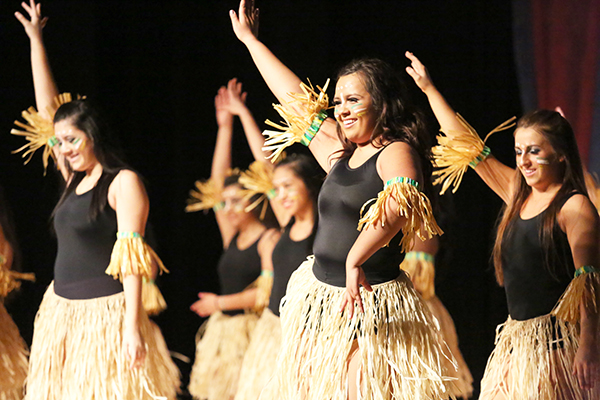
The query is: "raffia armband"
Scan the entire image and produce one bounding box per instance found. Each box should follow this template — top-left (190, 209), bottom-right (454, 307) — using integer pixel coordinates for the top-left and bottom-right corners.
top-left (0, 265), bottom-right (35, 298)
top-left (239, 161), bottom-right (276, 220)
top-left (11, 93), bottom-right (83, 174)
top-left (141, 278), bottom-right (167, 315)
top-left (248, 270), bottom-right (274, 313)
top-left (105, 232), bottom-right (169, 282)
top-left (400, 251), bottom-right (436, 300)
top-left (432, 114), bottom-right (516, 195)
top-left (263, 79), bottom-right (330, 162)
top-left (357, 177), bottom-right (443, 253)
top-left (551, 266), bottom-right (600, 323)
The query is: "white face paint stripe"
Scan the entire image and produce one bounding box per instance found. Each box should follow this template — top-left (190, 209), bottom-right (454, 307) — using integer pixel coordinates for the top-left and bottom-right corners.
top-left (535, 157), bottom-right (550, 164)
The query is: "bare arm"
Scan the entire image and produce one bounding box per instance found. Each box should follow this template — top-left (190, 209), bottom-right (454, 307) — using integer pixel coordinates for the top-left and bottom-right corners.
top-left (405, 51), bottom-right (515, 203)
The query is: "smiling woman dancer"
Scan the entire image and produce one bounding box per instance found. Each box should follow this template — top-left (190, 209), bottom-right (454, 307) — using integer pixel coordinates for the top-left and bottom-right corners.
top-left (229, 2), bottom-right (457, 399)
top-left (406, 52), bottom-right (600, 399)
top-left (13, 2), bottom-right (179, 399)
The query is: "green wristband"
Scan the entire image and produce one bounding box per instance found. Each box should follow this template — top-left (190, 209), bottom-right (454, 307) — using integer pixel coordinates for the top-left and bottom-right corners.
top-left (469, 146), bottom-right (491, 169)
top-left (574, 265), bottom-right (599, 278)
top-left (300, 110), bottom-right (328, 146)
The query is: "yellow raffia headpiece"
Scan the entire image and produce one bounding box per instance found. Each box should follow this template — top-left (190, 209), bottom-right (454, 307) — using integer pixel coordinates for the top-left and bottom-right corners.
top-left (105, 232), bottom-right (169, 282)
top-left (185, 168), bottom-right (241, 213)
top-left (358, 177), bottom-right (443, 253)
top-left (263, 79), bottom-right (330, 162)
top-left (432, 114), bottom-right (516, 195)
top-left (239, 161), bottom-right (276, 220)
top-left (11, 93), bottom-right (84, 174)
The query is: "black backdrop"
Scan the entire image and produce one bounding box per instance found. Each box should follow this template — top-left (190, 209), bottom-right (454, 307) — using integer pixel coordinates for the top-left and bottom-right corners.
top-left (1, 1), bottom-right (522, 397)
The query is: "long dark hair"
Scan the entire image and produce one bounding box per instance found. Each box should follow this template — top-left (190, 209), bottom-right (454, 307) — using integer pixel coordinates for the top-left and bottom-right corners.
top-left (333, 58), bottom-right (432, 186)
top-left (52, 99), bottom-right (130, 221)
top-left (492, 110), bottom-right (587, 285)
top-left (223, 173), bottom-right (280, 230)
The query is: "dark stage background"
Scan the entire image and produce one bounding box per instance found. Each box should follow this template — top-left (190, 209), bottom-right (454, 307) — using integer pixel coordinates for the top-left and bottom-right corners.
top-left (1, 1), bottom-right (523, 398)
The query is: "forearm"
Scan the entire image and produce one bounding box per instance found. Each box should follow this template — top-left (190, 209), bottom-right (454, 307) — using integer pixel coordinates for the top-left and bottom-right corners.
top-left (579, 300), bottom-right (599, 349)
top-left (123, 274), bottom-right (143, 331)
top-left (421, 85), bottom-right (465, 135)
top-left (29, 37), bottom-right (59, 118)
top-left (217, 288), bottom-right (257, 312)
top-left (210, 123), bottom-right (233, 185)
top-left (346, 216), bottom-right (404, 270)
top-left (238, 107), bottom-right (270, 161)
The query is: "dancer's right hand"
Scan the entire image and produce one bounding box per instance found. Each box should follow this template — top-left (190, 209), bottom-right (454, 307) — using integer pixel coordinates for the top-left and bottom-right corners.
top-left (405, 51), bottom-right (435, 93)
top-left (222, 78), bottom-right (248, 116)
top-left (214, 87), bottom-right (234, 128)
top-left (15, 0), bottom-right (47, 40)
top-left (230, 0), bottom-right (259, 44)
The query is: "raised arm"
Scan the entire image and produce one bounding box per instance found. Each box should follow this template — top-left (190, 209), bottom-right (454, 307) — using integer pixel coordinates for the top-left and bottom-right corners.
top-left (405, 52), bottom-right (516, 203)
top-left (230, 0), bottom-right (341, 171)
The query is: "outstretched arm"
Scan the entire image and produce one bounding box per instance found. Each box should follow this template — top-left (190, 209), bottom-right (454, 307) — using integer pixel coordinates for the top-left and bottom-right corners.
top-left (405, 51), bottom-right (516, 203)
top-left (230, 0), bottom-right (341, 171)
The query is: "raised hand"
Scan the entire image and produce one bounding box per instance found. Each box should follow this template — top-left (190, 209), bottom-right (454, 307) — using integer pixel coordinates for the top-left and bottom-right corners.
top-left (214, 86), bottom-right (234, 128)
top-left (15, 0), bottom-right (48, 41)
top-left (222, 78), bottom-right (248, 116)
top-left (230, 0), bottom-right (259, 44)
top-left (405, 51), bottom-right (435, 93)
top-left (340, 265), bottom-right (373, 319)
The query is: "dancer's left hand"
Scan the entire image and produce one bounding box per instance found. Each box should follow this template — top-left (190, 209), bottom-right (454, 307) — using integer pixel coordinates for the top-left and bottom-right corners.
top-left (573, 341), bottom-right (600, 390)
top-left (340, 265), bottom-right (372, 319)
top-left (123, 327), bottom-right (146, 369)
top-left (190, 292), bottom-right (219, 317)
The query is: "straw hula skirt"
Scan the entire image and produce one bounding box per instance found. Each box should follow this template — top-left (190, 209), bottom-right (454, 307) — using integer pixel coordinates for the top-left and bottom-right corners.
top-left (0, 302), bottom-right (28, 400)
top-left (25, 283), bottom-right (180, 400)
top-left (275, 258), bottom-right (458, 400)
top-left (189, 311), bottom-right (259, 400)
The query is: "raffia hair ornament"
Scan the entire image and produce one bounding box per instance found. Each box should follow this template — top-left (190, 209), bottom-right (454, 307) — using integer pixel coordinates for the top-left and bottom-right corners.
top-left (432, 114), bottom-right (516, 195)
top-left (11, 93), bottom-right (85, 174)
top-left (262, 79), bottom-right (330, 161)
top-left (238, 161), bottom-right (275, 220)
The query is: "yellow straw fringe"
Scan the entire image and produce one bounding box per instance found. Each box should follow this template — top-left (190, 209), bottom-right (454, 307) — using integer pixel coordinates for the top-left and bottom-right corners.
top-left (11, 93), bottom-right (82, 173)
top-left (479, 314), bottom-right (598, 400)
top-left (400, 256), bottom-right (436, 300)
top-left (552, 271), bottom-right (600, 324)
top-left (189, 312), bottom-right (259, 400)
top-left (185, 178), bottom-right (222, 213)
top-left (276, 258), bottom-right (458, 400)
top-left (357, 182), bottom-right (443, 253)
top-left (105, 238), bottom-right (169, 282)
top-left (247, 273), bottom-right (273, 314)
top-left (25, 283), bottom-right (180, 400)
top-left (263, 80), bottom-right (330, 162)
top-left (234, 309), bottom-right (282, 400)
top-left (239, 161), bottom-right (275, 219)
top-left (432, 114), bottom-right (516, 195)
top-left (0, 302), bottom-right (28, 400)
top-left (142, 280), bottom-right (167, 316)
top-left (0, 268), bottom-right (35, 298)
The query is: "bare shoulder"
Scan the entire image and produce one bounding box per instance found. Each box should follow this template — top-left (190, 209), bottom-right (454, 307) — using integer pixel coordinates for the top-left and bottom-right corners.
top-left (108, 169), bottom-right (148, 208)
top-left (258, 228), bottom-right (281, 255)
top-left (377, 141), bottom-right (420, 182)
top-left (559, 193), bottom-right (600, 229)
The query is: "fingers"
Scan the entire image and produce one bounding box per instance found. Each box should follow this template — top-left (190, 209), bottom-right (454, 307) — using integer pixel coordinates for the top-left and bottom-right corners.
top-left (127, 344), bottom-right (146, 369)
top-left (362, 280), bottom-right (373, 292)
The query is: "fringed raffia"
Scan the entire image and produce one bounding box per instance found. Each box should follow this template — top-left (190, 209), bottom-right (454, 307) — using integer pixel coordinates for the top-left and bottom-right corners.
top-left (357, 180), bottom-right (443, 253)
top-left (186, 178), bottom-right (223, 213)
top-left (234, 309), bottom-right (282, 400)
top-left (480, 314), bottom-right (599, 400)
top-left (189, 311), bottom-right (259, 400)
top-left (424, 296), bottom-right (473, 400)
top-left (432, 114), bottom-right (516, 195)
top-left (25, 283), bottom-right (180, 400)
top-left (247, 271), bottom-right (273, 314)
top-left (276, 258), bottom-right (458, 400)
top-left (263, 80), bottom-right (330, 162)
top-left (239, 161), bottom-right (275, 220)
top-left (142, 280), bottom-right (167, 316)
top-left (0, 302), bottom-right (28, 400)
top-left (105, 236), bottom-right (169, 282)
top-left (11, 93), bottom-right (82, 173)
top-left (0, 267), bottom-right (35, 298)
top-left (552, 271), bottom-right (600, 324)
top-left (400, 251), bottom-right (436, 300)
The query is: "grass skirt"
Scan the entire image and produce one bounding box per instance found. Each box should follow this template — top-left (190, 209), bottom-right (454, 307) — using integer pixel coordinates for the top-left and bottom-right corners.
top-left (234, 308), bottom-right (282, 400)
top-left (189, 311), bottom-right (259, 400)
top-left (25, 283), bottom-right (180, 400)
top-left (480, 313), bottom-right (600, 399)
top-left (0, 302), bottom-right (28, 400)
top-left (276, 258), bottom-right (458, 400)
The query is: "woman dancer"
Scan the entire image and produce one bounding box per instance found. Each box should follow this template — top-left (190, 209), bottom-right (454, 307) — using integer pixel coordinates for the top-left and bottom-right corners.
top-left (187, 81), bottom-right (279, 400)
top-left (216, 79), bottom-right (324, 400)
top-left (406, 52), bottom-right (600, 398)
top-left (229, 2), bottom-right (457, 399)
top-left (14, 2), bottom-right (179, 398)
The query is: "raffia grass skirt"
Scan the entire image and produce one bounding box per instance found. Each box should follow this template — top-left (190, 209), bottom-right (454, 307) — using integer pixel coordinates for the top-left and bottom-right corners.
top-left (234, 308), bottom-right (282, 400)
top-left (0, 302), bottom-right (28, 400)
top-left (424, 296), bottom-right (473, 400)
top-left (189, 311), bottom-right (259, 400)
top-left (276, 257), bottom-right (458, 400)
top-left (480, 313), bottom-right (600, 400)
top-left (25, 283), bottom-right (180, 400)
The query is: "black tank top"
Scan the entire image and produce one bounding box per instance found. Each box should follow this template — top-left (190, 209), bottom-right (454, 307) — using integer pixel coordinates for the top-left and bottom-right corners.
top-left (53, 185), bottom-right (124, 299)
top-left (502, 193), bottom-right (576, 320)
top-left (217, 232), bottom-right (263, 316)
top-left (268, 218), bottom-right (316, 316)
top-left (312, 150), bottom-right (403, 287)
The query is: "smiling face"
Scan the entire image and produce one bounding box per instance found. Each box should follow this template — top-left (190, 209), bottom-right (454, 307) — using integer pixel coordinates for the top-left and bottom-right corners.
top-left (333, 73), bottom-right (378, 144)
top-left (221, 184), bottom-right (254, 229)
top-left (514, 127), bottom-right (564, 190)
top-left (272, 165), bottom-right (311, 217)
top-left (54, 119), bottom-right (98, 172)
